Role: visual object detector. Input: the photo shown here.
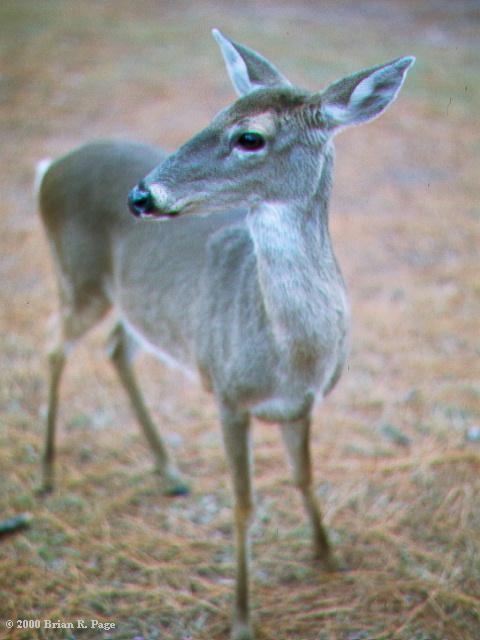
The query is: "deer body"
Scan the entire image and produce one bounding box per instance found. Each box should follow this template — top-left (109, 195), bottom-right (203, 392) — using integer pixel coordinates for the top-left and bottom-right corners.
top-left (42, 142), bottom-right (347, 418)
top-left (38, 31), bottom-right (414, 640)
top-left (121, 168), bottom-right (349, 422)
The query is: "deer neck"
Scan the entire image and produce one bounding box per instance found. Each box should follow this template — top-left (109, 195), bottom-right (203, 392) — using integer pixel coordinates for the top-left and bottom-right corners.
top-left (245, 150), bottom-right (345, 360)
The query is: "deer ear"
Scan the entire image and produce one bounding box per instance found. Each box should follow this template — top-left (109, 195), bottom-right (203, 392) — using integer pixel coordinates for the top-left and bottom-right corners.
top-left (320, 56), bottom-right (415, 132)
top-left (212, 28), bottom-right (291, 96)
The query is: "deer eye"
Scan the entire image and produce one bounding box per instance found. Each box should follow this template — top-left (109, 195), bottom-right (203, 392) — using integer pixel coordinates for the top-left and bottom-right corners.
top-left (235, 131), bottom-right (266, 152)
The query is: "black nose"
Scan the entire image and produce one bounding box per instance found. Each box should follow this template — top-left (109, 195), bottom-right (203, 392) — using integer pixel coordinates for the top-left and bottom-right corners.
top-left (128, 182), bottom-right (155, 217)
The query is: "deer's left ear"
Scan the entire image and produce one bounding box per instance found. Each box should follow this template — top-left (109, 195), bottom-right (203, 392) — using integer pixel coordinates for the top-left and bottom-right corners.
top-left (318, 56), bottom-right (415, 132)
top-left (212, 29), bottom-right (292, 97)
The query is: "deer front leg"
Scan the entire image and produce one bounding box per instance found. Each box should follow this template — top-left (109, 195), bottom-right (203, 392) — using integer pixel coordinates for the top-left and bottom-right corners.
top-left (220, 403), bottom-right (254, 640)
top-left (280, 416), bottom-right (337, 571)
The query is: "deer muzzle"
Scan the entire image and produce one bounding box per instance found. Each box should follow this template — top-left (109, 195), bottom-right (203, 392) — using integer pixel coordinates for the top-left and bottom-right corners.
top-left (128, 182), bottom-right (180, 219)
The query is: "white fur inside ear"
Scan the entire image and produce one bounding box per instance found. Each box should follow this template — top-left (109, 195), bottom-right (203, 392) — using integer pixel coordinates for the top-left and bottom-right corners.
top-left (212, 28), bottom-right (253, 96)
top-left (323, 72), bottom-right (381, 125)
top-left (322, 103), bottom-right (350, 125)
top-left (350, 73), bottom-right (377, 106)
top-left (323, 56), bottom-right (415, 128)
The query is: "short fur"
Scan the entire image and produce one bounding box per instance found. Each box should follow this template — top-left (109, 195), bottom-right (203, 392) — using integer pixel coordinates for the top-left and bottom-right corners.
top-left (39, 31), bottom-right (414, 640)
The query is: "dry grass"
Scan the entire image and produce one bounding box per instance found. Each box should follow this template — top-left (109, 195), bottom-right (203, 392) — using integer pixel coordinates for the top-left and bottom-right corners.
top-left (0, 1), bottom-right (479, 639)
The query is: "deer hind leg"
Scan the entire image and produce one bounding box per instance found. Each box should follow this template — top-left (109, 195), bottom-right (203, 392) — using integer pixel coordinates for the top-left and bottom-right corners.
top-left (41, 342), bottom-right (67, 493)
top-left (280, 416), bottom-right (337, 570)
top-left (107, 322), bottom-right (189, 496)
top-left (41, 288), bottom-right (111, 494)
top-left (220, 403), bottom-right (254, 640)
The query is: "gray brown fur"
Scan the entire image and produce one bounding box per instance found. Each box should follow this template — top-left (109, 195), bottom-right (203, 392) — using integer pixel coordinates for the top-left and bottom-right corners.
top-left (38, 30), bottom-right (414, 640)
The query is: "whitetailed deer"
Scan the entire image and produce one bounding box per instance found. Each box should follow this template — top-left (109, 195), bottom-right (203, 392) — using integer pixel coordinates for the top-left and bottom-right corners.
top-left (38, 29), bottom-right (414, 640)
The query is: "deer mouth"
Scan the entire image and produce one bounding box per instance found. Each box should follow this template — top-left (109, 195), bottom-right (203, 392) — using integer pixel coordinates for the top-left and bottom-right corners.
top-left (139, 208), bottom-right (181, 220)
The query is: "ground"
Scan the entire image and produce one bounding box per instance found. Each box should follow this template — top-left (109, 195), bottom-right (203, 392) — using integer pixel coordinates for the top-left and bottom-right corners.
top-left (0, 1), bottom-right (479, 639)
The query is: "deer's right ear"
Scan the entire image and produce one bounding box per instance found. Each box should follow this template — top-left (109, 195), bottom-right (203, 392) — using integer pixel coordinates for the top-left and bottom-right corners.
top-left (212, 29), bottom-right (291, 96)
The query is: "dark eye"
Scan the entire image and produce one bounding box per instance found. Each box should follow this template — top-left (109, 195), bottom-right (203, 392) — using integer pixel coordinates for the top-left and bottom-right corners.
top-left (235, 132), bottom-right (266, 152)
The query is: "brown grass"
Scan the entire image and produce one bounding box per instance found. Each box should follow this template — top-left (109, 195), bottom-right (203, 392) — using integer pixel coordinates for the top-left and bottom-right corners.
top-left (0, 1), bottom-right (479, 639)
